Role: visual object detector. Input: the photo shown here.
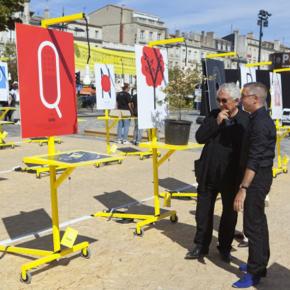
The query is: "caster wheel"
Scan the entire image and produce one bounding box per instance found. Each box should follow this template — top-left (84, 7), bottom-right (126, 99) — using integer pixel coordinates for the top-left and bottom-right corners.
top-left (11, 145), bottom-right (15, 149)
top-left (283, 169), bottom-right (288, 173)
top-left (81, 248), bottom-right (91, 259)
top-left (36, 175), bottom-right (41, 179)
top-left (170, 215), bottom-right (178, 223)
top-left (39, 143), bottom-right (43, 146)
top-left (118, 160), bottom-right (123, 164)
top-left (134, 228), bottom-right (144, 237)
top-left (20, 271), bottom-right (32, 284)
top-left (95, 164), bottom-right (100, 168)
top-left (140, 156), bottom-right (144, 160)
top-left (273, 174), bottom-right (277, 178)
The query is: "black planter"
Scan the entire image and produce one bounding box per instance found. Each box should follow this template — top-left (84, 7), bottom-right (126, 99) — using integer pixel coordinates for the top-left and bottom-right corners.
top-left (164, 119), bottom-right (192, 145)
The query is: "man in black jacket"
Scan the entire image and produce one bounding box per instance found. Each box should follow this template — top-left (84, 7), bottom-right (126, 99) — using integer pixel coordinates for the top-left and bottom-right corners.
top-left (232, 82), bottom-right (276, 288)
top-left (185, 83), bottom-right (249, 262)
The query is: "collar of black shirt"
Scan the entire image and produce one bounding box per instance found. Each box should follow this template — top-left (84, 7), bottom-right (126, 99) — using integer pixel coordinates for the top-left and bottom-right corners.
top-left (249, 106), bottom-right (267, 119)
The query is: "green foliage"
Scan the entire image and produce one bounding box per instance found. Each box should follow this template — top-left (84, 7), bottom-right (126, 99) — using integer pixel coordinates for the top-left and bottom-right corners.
top-left (3, 43), bottom-right (18, 82)
top-left (0, 0), bottom-right (24, 31)
top-left (163, 66), bottom-right (201, 119)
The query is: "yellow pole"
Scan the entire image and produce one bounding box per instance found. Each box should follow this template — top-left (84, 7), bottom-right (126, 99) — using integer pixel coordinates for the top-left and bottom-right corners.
top-left (245, 61), bottom-right (272, 68)
top-left (206, 51), bottom-right (237, 59)
top-left (105, 109), bottom-right (111, 154)
top-left (151, 128), bottom-right (160, 216)
top-left (41, 12), bottom-right (85, 253)
top-left (50, 166), bottom-right (61, 252)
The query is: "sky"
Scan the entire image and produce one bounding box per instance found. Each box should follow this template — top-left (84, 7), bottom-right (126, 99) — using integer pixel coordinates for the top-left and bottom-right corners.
top-left (30, 0), bottom-right (290, 46)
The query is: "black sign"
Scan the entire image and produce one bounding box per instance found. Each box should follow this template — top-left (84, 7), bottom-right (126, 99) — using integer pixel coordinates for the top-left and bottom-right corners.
top-left (270, 53), bottom-right (290, 69)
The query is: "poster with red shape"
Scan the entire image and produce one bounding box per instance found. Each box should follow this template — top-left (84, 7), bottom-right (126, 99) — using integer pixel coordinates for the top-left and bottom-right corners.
top-left (94, 63), bottom-right (116, 110)
top-left (16, 23), bottom-right (77, 138)
top-left (135, 45), bottom-right (168, 129)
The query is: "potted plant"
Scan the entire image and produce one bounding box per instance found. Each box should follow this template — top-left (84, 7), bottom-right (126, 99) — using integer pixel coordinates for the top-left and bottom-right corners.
top-left (163, 66), bottom-right (201, 145)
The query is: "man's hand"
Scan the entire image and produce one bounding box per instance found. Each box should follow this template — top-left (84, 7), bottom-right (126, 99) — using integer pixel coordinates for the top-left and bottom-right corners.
top-left (234, 189), bottom-right (246, 212)
top-left (217, 110), bottom-right (229, 125)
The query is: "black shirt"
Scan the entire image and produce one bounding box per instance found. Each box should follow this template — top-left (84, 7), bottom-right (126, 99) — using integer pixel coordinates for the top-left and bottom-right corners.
top-left (243, 107), bottom-right (276, 173)
top-left (131, 94), bottom-right (138, 116)
top-left (196, 108), bottom-right (249, 189)
top-left (117, 91), bottom-right (132, 110)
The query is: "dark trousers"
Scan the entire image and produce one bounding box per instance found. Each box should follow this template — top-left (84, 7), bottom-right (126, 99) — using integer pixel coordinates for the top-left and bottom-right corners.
top-left (194, 183), bottom-right (237, 253)
top-left (244, 167), bottom-right (272, 277)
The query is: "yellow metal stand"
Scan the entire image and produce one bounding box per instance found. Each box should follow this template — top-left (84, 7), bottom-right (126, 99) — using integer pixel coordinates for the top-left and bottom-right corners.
top-left (1, 149), bottom-right (122, 282)
top-left (0, 120), bottom-right (15, 149)
top-left (273, 121), bottom-right (290, 178)
top-left (24, 137), bottom-right (62, 146)
top-left (0, 12), bottom-right (94, 284)
top-left (97, 110), bottom-right (154, 159)
top-left (0, 107), bottom-right (16, 121)
top-left (94, 129), bottom-right (201, 235)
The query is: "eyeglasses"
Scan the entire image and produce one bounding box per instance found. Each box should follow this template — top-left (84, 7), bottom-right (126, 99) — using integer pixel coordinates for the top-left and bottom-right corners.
top-left (216, 98), bottom-right (229, 104)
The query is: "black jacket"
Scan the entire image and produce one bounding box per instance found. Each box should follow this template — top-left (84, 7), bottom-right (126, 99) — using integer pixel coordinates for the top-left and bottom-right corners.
top-left (241, 107), bottom-right (276, 173)
top-left (195, 108), bottom-right (249, 191)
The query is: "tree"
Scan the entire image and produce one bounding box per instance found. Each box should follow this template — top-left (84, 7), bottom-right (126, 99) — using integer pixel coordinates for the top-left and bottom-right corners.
top-left (3, 42), bottom-right (18, 83)
top-left (163, 66), bottom-right (201, 120)
top-left (0, 0), bottom-right (24, 31)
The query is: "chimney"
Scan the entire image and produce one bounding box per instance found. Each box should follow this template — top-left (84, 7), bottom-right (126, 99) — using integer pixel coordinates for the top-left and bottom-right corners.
top-left (23, 0), bottom-right (31, 24)
top-left (44, 8), bottom-right (50, 19)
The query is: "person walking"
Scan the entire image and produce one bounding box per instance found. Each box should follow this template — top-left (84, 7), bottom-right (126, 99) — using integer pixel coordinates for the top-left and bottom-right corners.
top-left (116, 83), bottom-right (133, 144)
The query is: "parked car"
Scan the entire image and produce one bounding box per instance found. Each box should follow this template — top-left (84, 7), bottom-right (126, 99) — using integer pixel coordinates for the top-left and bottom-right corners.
top-left (282, 108), bottom-right (290, 125)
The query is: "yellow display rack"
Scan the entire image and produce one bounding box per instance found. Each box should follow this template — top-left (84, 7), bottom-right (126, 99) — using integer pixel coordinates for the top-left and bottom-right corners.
top-left (0, 120), bottom-right (15, 149)
top-left (97, 110), bottom-right (154, 159)
top-left (94, 129), bottom-right (201, 236)
top-left (0, 12), bottom-right (94, 284)
top-left (0, 107), bottom-right (16, 121)
top-left (0, 148), bottom-right (123, 283)
top-left (273, 122), bottom-right (290, 178)
top-left (24, 136), bottom-right (62, 146)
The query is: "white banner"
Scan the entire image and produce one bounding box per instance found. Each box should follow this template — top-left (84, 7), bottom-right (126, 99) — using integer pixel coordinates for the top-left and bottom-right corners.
top-left (0, 62), bottom-right (9, 102)
top-left (94, 64), bottom-right (116, 110)
top-left (135, 45), bottom-right (168, 129)
top-left (240, 64), bottom-right (256, 88)
top-left (270, 72), bottom-right (283, 119)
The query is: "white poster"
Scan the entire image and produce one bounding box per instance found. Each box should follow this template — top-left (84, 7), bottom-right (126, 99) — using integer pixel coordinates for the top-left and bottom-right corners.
top-left (94, 64), bottom-right (116, 110)
top-left (135, 45), bottom-right (168, 129)
top-left (240, 64), bottom-right (256, 88)
top-left (0, 62), bottom-right (9, 102)
top-left (270, 72), bottom-right (283, 119)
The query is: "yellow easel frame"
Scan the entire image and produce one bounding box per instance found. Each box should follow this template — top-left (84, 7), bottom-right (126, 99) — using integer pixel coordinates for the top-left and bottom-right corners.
top-left (94, 129), bottom-right (201, 235)
top-left (273, 121), bottom-right (290, 178)
top-left (0, 13), bottom-right (91, 284)
top-left (0, 120), bottom-right (15, 148)
top-left (98, 110), bottom-right (154, 159)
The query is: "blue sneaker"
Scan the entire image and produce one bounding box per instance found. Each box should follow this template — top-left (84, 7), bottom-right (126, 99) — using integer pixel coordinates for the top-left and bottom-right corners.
top-left (239, 263), bottom-right (247, 272)
top-left (232, 273), bottom-right (260, 288)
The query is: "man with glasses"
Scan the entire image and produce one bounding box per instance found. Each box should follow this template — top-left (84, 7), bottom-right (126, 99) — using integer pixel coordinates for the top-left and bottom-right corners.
top-left (185, 83), bottom-right (249, 262)
top-left (232, 82), bottom-right (276, 288)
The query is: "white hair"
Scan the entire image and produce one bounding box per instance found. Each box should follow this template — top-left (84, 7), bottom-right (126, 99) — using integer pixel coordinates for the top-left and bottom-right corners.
top-left (217, 83), bottom-right (241, 100)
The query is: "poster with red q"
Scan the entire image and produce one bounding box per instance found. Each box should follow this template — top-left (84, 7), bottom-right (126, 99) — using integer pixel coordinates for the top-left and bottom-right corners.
top-left (16, 23), bottom-right (77, 138)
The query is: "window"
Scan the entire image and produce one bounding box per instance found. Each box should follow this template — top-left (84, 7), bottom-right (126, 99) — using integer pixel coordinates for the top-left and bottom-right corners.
top-left (140, 30), bottom-right (145, 40)
top-left (149, 31), bottom-right (153, 40)
top-left (157, 33), bottom-right (161, 40)
top-left (95, 30), bottom-right (99, 39)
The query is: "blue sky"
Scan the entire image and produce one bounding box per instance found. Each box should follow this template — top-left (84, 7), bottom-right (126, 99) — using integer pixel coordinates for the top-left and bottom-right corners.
top-left (30, 0), bottom-right (290, 46)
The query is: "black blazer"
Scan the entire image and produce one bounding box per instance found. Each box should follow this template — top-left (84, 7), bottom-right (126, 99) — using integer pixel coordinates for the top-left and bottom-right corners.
top-left (195, 108), bottom-right (249, 191)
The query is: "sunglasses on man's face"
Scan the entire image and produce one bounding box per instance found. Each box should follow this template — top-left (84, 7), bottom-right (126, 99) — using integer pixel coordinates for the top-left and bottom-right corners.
top-left (216, 98), bottom-right (229, 104)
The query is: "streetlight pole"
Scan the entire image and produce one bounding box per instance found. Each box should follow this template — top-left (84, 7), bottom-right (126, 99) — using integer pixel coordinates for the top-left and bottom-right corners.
top-left (257, 10), bottom-right (271, 69)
